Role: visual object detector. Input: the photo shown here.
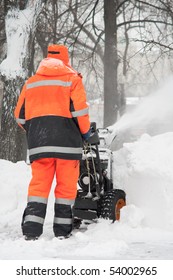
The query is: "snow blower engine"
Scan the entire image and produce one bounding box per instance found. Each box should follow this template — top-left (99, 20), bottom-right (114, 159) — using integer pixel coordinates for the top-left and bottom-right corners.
top-left (73, 122), bottom-right (126, 227)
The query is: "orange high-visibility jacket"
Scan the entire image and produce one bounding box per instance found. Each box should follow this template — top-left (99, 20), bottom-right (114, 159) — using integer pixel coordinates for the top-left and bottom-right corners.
top-left (14, 58), bottom-right (90, 162)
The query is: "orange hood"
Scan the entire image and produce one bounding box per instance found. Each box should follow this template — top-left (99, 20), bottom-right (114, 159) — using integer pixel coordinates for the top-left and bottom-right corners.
top-left (36, 58), bottom-right (76, 77)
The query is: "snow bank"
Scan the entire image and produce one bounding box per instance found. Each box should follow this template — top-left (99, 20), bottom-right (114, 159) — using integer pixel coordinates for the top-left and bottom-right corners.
top-left (0, 160), bottom-right (30, 215)
top-left (1, 131), bottom-right (173, 259)
top-left (113, 132), bottom-right (173, 231)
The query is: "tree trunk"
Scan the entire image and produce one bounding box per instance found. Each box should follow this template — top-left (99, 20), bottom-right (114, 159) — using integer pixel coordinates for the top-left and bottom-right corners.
top-left (0, 78), bottom-right (27, 162)
top-left (0, 0), bottom-right (43, 162)
top-left (103, 0), bottom-right (119, 127)
top-left (0, 0), bottom-right (6, 63)
top-left (0, 0), bottom-right (7, 132)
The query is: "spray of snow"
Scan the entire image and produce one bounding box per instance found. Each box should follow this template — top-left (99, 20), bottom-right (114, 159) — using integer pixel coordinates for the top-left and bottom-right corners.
top-left (106, 76), bottom-right (173, 147)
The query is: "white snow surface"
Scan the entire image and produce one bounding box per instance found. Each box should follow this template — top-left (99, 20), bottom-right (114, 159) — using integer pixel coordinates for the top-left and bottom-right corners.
top-left (1, 130), bottom-right (173, 260)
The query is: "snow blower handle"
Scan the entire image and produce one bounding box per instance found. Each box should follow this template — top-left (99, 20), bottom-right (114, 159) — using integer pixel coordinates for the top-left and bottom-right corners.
top-left (86, 122), bottom-right (100, 145)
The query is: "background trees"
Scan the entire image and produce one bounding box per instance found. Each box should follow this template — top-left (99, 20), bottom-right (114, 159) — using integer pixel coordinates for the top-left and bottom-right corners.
top-left (0, 0), bottom-right (173, 161)
top-left (34, 0), bottom-right (173, 126)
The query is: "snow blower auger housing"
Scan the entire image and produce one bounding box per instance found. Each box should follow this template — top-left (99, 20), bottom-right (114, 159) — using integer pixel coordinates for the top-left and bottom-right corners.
top-left (73, 122), bottom-right (126, 227)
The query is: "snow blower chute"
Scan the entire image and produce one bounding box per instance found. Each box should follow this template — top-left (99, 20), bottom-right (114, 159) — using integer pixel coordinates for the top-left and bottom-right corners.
top-left (73, 122), bottom-right (126, 228)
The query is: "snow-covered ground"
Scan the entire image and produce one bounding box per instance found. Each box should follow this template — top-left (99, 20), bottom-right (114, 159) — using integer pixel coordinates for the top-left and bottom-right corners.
top-left (1, 78), bottom-right (173, 262)
top-left (1, 131), bottom-right (173, 260)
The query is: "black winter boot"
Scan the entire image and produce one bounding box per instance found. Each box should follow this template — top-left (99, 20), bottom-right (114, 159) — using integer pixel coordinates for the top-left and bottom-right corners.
top-left (53, 198), bottom-right (74, 238)
top-left (22, 198), bottom-right (47, 239)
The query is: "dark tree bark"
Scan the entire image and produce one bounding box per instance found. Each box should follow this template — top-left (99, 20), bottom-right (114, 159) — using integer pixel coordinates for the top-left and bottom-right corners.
top-left (103, 0), bottom-right (119, 127)
top-left (0, 1), bottom-right (6, 63)
top-left (0, 0), bottom-right (7, 132)
top-left (0, 78), bottom-right (27, 162)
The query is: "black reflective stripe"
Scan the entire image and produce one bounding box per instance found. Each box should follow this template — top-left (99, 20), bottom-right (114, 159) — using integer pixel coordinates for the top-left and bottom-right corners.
top-left (29, 146), bottom-right (82, 156)
top-left (48, 51), bottom-right (60, 54)
top-left (26, 80), bottom-right (72, 89)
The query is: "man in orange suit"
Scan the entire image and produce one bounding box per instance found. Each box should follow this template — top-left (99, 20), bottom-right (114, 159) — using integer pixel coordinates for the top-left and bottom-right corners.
top-left (15, 45), bottom-right (90, 240)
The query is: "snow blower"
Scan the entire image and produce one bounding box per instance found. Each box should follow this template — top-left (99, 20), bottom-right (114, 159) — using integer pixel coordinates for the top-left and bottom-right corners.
top-left (73, 122), bottom-right (126, 228)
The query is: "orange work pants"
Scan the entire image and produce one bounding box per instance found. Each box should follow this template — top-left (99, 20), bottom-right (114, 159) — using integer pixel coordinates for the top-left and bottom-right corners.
top-left (28, 158), bottom-right (79, 200)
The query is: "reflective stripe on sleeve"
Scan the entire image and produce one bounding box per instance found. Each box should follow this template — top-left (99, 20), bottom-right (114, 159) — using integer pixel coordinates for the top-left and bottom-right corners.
top-left (55, 198), bottom-right (75, 205)
top-left (54, 217), bottom-right (72, 225)
top-left (29, 146), bottom-right (82, 156)
top-left (24, 215), bottom-right (44, 224)
top-left (26, 80), bottom-right (72, 89)
top-left (71, 107), bottom-right (89, 117)
top-left (28, 196), bottom-right (48, 204)
top-left (16, 118), bottom-right (26, 124)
